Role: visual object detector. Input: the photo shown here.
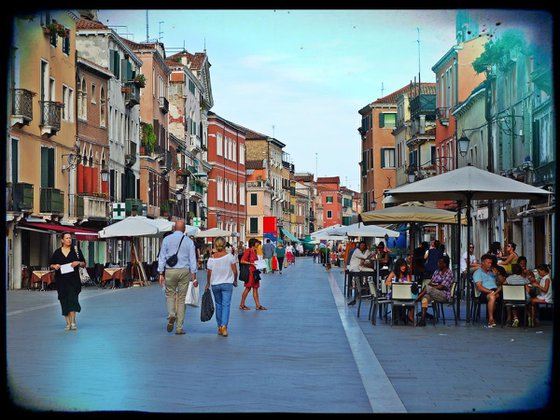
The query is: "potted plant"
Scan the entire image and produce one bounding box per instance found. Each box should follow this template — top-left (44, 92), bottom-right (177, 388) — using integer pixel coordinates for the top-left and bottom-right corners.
top-left (141, 123), bottom-right (156, 154)
top-left (45, 21), bottom-right (66, 37)
top-left (133, 74), bottom-right (146, 88)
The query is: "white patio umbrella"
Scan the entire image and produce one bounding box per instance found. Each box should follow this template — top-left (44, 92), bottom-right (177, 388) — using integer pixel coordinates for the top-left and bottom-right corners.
top-left (329, 222), bottom-right (400, 238)
top-left (310, 224), bottom-right (346, 240)
top-left (195, 227), bottom-right (233, 238)
top-left (387, 164), bottom-right (552, 322)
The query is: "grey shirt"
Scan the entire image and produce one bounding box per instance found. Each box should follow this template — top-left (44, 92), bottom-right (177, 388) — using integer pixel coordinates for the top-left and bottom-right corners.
top-left (262, 243), bottom-right (275, 258)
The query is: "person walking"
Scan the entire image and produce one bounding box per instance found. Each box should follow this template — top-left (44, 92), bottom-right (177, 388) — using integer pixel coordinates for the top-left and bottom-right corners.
top-left (206, 236), bottom-right (238, 337)
top-left (262, 238), bottom-right (275, 274)
top-left (158, 219), bottom-right (198, 335)
top-left (49, 232), bottom-right (87, 331)
top-left (239, 238), bottom-right (267, 310)
top-left (275, 242), bottom-right (286, 274)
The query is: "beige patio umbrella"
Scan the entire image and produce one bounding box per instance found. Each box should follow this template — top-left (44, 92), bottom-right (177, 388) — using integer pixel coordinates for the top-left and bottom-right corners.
top-left (359, 201), bottom-right (467, 225)
top-left (386, 165), bottom-right (552, 322)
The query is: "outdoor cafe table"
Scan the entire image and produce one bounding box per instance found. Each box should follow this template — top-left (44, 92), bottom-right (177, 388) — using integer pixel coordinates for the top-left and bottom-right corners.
top-left (102, 267), bottom-right (124, 288)
top-left (31, 270), bottom-right (55, 291)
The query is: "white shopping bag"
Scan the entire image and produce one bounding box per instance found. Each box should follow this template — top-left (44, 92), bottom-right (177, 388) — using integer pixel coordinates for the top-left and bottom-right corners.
top-left (185, 281), bottom-right (200, 307)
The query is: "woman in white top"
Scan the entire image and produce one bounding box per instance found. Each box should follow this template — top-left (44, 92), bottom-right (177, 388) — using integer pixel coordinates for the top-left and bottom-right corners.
top-left (528, 263), bottom-right (553, 327)
top-left (206, 236), bottom-right (238, 337)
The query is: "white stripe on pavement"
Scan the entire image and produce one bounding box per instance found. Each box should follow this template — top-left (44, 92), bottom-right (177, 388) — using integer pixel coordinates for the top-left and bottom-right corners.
top-left (327, 270), bottom-right (407, 413)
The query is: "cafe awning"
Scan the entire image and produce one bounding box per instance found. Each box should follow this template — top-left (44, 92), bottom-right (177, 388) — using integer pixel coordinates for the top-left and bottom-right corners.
top-left (18, 221), bottom-right (101, 241)
top-left (280, 227), bottom-right (300, 243)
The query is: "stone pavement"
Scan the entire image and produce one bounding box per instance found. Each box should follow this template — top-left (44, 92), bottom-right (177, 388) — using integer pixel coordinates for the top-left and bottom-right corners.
top-left (5, 257), bottom-right (557, 414)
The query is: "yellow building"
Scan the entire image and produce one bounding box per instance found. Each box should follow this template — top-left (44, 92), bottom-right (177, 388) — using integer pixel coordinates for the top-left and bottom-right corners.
top-left (7, 11), bottom-right (79, 288)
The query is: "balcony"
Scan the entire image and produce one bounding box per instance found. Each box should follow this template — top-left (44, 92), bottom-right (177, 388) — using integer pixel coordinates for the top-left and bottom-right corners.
top-left (435, 107), bottom-right (449, 126)
top-left (40, 187), bottom-right (64, 214)
top-left (158, 150), bottom-right (173, 174)
top-left (40, 101), bottom-right (63, 135)
top-left (7, 182), bottom-right (34, 212)
top-left (123, 82), bottom-right (140, 107)
top-left (69, 193), bottom-right (109, 219)
top-left (125, 153), bottom-right (137, 168)
top-left (189, 182), bottom-right (204, 196)
top-left (159, 96), bottom-right (169, 114)
top-left (410, 94), bottom-right (436, 120)
top-left (11, 88), bottom-right (34, 126)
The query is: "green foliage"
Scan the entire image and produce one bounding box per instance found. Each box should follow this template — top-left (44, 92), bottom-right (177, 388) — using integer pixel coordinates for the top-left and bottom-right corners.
top-left (134, 74), bottom-right (146, 88)
top-left (472, 29), bottom-right (527, 74)
top-left (141, 123), bottom-right (156, 154)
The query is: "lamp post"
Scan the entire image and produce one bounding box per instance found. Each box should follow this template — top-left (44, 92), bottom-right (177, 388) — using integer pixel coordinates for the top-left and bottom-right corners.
top-left (458, 135), bottom-right (471, 157)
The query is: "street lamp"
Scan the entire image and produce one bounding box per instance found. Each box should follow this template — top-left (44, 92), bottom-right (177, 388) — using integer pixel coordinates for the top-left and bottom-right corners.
top-left (370, 199), bottom-right (377, 210)
top-left (458, 135), bottom-right (471, 157)
top-left (407, 165), bottom-right (416, 183)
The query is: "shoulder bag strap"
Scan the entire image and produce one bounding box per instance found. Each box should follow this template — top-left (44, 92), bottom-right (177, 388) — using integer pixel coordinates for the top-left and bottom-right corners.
top-left (174, 235), bottom-right (185, 255)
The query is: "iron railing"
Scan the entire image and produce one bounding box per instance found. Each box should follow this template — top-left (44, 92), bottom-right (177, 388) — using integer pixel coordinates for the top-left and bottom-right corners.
top-left (40, 101), bottom-right (62, 132)
top-left (7, 182), bottom-right (34, 211)
top-left (11, 89), bottom-right (34, 124)
top-left (159, 96), bottom-right (169, 114)
top-left (40, 187), bottom-right (64, 213)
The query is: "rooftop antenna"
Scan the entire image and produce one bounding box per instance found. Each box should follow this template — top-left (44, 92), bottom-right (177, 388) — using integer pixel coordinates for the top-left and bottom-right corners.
top-left (158, 21), bottom-right (164, 42)
top-left (145, 10), bottom-right (149, 42)
top-left (381, 82), bottom-right (384, 97)
top-left (272, 125), bottom-right (275, 138)
top-left (315, 153), bottom-right (318, 181)
top-left (417, 27), bottom-right (421, 96)
top-left (204, 37), bottom-right (206, 52)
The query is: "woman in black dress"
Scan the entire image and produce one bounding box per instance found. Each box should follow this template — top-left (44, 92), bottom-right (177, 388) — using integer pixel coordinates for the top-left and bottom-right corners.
top-left (49, 232), bottom-right (86, 330)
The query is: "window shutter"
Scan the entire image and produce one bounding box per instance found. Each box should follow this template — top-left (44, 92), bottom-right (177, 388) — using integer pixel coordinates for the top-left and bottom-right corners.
top-left (11, 138), bottom-right (18, 183)
top-left (41, 148), bottom-right (48, 188)
top-left (369, 149), bottom-right (373, 169)
top-left (113, 52), bottom-right (120, 79)
top-left (381, 149), bottom-right (386, 168)
top-left (109, 50), bottom-right (115, 74)
top-left (379, 113), bottom-right (385, 128)
top-left (369, 114), bottom-right (372, 129)
top-left (110, 169), bottom-right (115, 201)
top-left (121, 172), bottom-right (126, 201)
top-left (121, 59), bottom-right (129, 82)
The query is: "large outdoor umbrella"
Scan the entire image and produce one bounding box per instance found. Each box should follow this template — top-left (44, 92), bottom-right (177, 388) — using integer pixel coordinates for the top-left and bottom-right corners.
top-left (329, 222), bottom-right (400, 238)
top-left (387, 164), bottom-right (552, 322)
top-left (359, 201), bottom-right (467, 225)
top-left (195, 227), bottom-right (233, 238)
top-left (98, 216), bottom-right (175, 285)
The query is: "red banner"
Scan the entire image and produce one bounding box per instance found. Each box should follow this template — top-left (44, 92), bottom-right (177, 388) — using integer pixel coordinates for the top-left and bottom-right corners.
top-left (263, 216), bottom-right (277, 233)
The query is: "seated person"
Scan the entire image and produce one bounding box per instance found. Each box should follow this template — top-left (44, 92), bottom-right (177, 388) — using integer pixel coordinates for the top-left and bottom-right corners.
top-left (384, 258), bottom-right (414, 324)
top-left (415, 255), bottom-right (454, 326)
top-left (498, 242), bottom-right (519, 275)
top-left (503, 263), bottom-right (530, 327)
top-left (517, 255), bottom-right (529, 278)
top-left (348, 241), bottom-right (374, 272)
top-left (473, 254), bottom-right (500, 328)
top-left (527, 264), bottom-right (553, 327)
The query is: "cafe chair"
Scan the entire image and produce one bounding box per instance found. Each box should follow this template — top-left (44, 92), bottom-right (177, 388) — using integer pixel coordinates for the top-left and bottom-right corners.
top-left (501, 284), bottom-right (527, 328)
top-left (368, 280), bottom-right (391, 325)
top-left (471, 280), bottom-right (483, 324)
top-left (432, 282), bottom-right (458, 326)
top-left (354, 272), bottom-right (375, 318)
top-left (390, 283), bottom-right (418, 327)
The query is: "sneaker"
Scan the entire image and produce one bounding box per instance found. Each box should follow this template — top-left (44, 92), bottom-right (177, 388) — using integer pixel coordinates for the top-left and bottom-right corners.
top-left (70, 323), bottom-right (77, 330)
top-left (512, 318), bottom-right (519, 328)
top-left (175, 329), bottom-right (185, 335)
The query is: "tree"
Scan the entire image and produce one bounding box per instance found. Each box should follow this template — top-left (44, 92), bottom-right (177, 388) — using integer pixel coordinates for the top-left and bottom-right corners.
top-left (472, 29), bottom-right (527, 74)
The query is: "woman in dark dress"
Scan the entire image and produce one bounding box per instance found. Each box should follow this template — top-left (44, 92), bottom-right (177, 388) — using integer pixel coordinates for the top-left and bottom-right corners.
top-left (49, 232), bottom-right (86, 330)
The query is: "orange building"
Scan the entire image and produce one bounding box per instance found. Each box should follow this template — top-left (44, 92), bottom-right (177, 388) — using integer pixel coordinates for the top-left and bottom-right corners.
top-left (316, 176), bottom-right (341, 228)
top-left (359, 84), bottom-right (423, 211)
top-left (207, 112), bottom-right (247, 243)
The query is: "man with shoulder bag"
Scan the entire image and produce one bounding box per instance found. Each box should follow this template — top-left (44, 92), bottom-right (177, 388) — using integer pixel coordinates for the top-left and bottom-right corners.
top-left (158, 219), bottom-right (198, 335)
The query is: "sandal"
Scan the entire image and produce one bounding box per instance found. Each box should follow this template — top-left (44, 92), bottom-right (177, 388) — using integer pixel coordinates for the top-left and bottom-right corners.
top-left (256, 305), bottom-right (268, 310)
top-left (239, 305), bottom-right (250, 310)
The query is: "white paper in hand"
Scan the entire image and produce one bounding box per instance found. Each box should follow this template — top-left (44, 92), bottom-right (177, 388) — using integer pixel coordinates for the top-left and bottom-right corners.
top-left (60, 263), bottom-right (73, 274)
top-left (255, 259), bottom-right (267, 270)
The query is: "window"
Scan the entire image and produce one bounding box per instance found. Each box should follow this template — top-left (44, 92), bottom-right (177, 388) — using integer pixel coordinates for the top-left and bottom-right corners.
top-left (217, 177), bottom-right (223, 201)
top-left (326, 196), bottom-right (333, 203)
top-left (11, 138), bottom-right (19, 183)
top-left (188, 79), bottom-right (196, 95)
top-left (240, 183), bottom-right (245, 205)
top-left (431, 146), bottom-right (437, 165)
top-left (250, 193), bottom-right (258, 206)
top-left (78, 77), bottom-right (87, 119)
top-left (232, 141), bottom-right (237, 162)
top-left (249, 217), bottom-right (259, 234)
top-left (100, 87), bottom-right (106, 127)
top-left (381, 148), bottom-right (395, 168)
top-left (379, 113), bottom-right (396, 128)
top-left (216, 133), bottom-right (222, 156)
top-left (40, 146), bottom-right (55, 188)
top-left (327, 210), bottom-right (332, 219)
top-left (62, 29), bottom-right (70, 55)
top-left (233, 182), bottom-right (237, 204)
top-left (109, 50), bottom-right (120, 79)
top-left (239, 144), bottom-right (245, 164)
top-left (91, 84), bottom-right (96, 104)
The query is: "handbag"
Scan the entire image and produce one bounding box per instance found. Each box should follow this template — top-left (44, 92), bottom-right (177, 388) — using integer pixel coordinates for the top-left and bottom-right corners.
top-left (185, 281), bottom-right (200, 307)
top-left (166, 235), bottom-right (185, 267)
top-left (253, 269), bottom-right (262, 282)
top-left (200, 288), bottom-right (214, 322)
top-left (271, 256), bottom-right (278, 271)
top-left (74, 245), bottom-right (89, 283)
top-left (239, 264), bottom-right (250, 282)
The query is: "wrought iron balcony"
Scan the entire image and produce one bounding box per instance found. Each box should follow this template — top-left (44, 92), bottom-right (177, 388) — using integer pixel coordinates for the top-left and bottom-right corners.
top-left (7, 182), bottom-right (34, 212)
top-left (11, 88), bottom-right (34, 126)
top-left (40, 101), bottom-right (63, 134)
top-left (435, 107), bottom-right (449, 126)
top-left (123, 82), bottom-right (140, 107)
top-left (159, 96), bottom-right (169, 114)
top-left (40, 187), bottom-right (64, 214)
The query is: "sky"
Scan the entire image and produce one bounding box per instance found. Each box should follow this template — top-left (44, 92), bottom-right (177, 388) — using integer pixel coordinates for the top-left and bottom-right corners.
top-left (97, 9), bottom-right (553, 192)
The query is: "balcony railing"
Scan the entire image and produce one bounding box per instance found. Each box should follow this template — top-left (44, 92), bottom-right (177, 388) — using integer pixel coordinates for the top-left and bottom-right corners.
top-left (40, 187), bottom-right (64, 214)
top-left (68, 194), bottom-right (84, 218)
top-left (40, 101), bottom-right (63, 134)
top-left (7, 182), bottom-right (34, 212)
top-left (159, 96), bottom-right (169, 114)
top-left (11, 88), bottom-right (34, 125)
top-left (69, 193), bottom-right (109, 219)
top-left (124, 82), bottom-right (140, 107)
top-left (189, 182), bottom-right (204, 195)
top-left (435, 107), bottom-right (449, 125)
